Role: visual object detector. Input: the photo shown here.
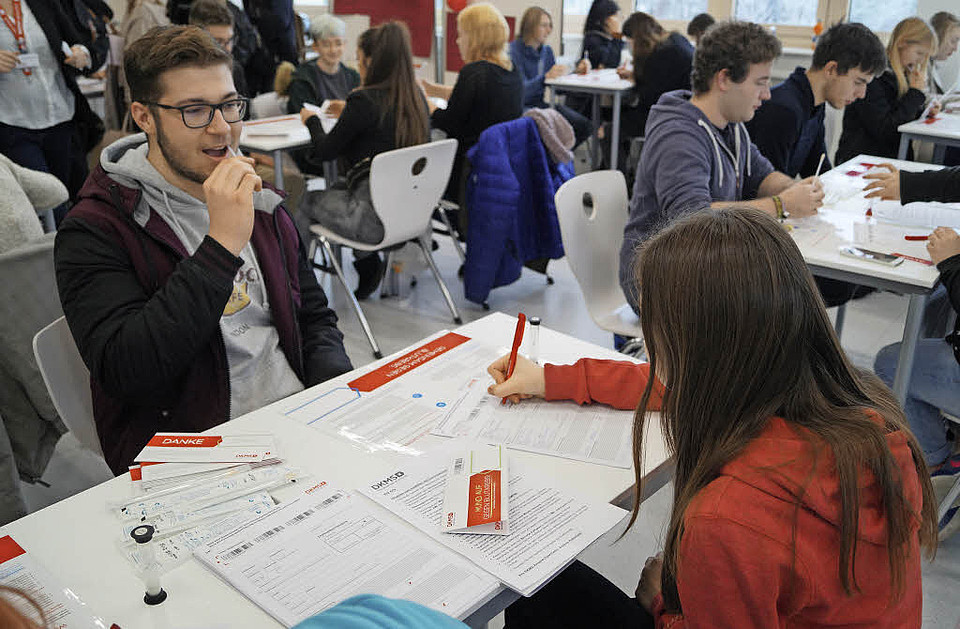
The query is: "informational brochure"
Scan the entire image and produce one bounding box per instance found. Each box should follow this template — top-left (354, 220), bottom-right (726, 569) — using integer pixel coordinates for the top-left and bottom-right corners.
top-left (195, 486), bottom-right (499, 627)
top-left (135, 433), bottom-right (276, 464)
top-left (279, 332), bottom-right (500, 454)
top-left (433, 377), bottom-right (634, 469)
top-left (0, 536), bottom-right (108, 628)
top-left (359, 449), bottom-right (627, 596)
top-left (441, 444), bottom-right (509, 535)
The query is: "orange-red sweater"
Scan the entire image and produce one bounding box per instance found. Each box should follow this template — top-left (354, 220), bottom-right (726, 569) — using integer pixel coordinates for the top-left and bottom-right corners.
top-left (544, 359), bottom-right (924, 629)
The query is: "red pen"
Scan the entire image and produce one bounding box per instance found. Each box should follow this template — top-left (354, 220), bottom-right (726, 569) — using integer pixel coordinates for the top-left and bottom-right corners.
top-left (893, 253), bottom-right (934, 266)
top-left (502, 313), bottom-right (526, 405)
top-left (904, 235), bottom-right (929, 241)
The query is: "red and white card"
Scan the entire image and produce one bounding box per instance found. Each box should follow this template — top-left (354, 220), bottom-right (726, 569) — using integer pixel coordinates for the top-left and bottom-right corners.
top-left (441, 444), bottom-right (509, 535)
top-left (135, 433), bottom-right (276, 464)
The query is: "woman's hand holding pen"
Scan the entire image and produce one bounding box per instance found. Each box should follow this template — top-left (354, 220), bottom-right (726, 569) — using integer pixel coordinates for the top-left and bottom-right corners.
top-left (487, 355), bottom-right (544, 404)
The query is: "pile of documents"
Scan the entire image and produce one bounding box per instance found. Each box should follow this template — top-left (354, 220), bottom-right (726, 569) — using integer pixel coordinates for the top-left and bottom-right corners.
top-left (115, 433), bottom-right (300, 572)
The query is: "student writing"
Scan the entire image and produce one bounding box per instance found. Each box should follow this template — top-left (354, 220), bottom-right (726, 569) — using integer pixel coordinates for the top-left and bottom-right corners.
top-left (493, 208), bottom-right (937, 629)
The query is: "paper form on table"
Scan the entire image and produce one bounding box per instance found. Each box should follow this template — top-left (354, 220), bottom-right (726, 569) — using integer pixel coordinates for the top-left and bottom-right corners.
top-left (278, 332), bottom-right (501, 453)
top-left (0, 535), bottom-right (107, 628)
top-left (359, 446), bottom-right (626, 596)
top-left (871, 199), bottom-right (960, 230)
top-left (195, 486), bottom-right (499, 627)
top-left (433, 377), bottom-right (634, 468)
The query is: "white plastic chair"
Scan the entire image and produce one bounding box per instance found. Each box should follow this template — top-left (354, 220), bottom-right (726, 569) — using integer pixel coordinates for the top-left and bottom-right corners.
top-left (308, 139), bottom-right (461, 358)
top-left (555, 170), bottom-right (643, 345)
top-left (33, 317), bottom-right (103, 458)
top-left (938, 412), bottom-right (960, 539)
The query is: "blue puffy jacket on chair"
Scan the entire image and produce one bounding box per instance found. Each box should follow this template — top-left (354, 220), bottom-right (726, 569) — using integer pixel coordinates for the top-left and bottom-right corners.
top-left (464, 117), bottom-right (573, 305)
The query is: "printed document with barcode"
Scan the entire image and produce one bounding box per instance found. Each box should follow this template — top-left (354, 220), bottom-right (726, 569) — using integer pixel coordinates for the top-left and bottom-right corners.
top-left (359, 449), bottom-right (627, 596)
top-left (194, 486), bottom-right (499, 626)
top-left (433, 377), bottom-right (634, 468)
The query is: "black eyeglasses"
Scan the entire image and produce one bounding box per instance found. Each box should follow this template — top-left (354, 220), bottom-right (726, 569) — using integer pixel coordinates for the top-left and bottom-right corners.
top-left (146, 98), bottom-right (249, 128)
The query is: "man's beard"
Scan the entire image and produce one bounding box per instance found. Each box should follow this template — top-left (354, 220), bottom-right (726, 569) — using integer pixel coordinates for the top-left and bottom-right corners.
top-left (155, 117), bottom-right (211, 186)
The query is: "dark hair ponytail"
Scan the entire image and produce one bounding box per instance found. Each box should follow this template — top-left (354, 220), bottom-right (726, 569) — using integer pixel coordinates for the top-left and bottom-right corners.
top-left (358, 22), bottom-right (429, 149)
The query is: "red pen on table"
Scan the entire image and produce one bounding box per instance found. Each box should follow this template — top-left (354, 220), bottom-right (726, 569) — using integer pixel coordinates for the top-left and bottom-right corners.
top-left (904, 234), bottom-right (929, 241)
top-left (502, 313), bottom-right (526, 405)
top-left (893, 253), bottom-right (934, 266)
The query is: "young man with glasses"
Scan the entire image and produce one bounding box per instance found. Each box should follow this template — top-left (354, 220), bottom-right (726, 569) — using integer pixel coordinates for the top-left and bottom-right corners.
top-left (54, 25), bottom-right (352, 475)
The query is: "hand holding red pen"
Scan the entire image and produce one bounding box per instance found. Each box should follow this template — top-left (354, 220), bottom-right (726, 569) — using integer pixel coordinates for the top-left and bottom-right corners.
top-left (487, 354), bottom-right (544, 404)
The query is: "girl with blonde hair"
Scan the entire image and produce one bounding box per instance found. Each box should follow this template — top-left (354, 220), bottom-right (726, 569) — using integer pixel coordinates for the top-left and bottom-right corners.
top-left (838, 17), bottom-right (936, 162)
top-left (421, 2), bottom-right (522, 200)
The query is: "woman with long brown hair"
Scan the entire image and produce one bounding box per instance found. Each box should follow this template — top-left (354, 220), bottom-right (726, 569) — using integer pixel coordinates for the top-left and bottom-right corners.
top-left (490, 208), bottom-right (937, 628)
top-left (299, 21), bottom-right (429, 299)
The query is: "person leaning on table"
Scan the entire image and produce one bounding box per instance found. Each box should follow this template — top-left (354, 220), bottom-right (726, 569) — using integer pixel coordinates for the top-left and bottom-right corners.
top-left (55, 25), bottom-right (352, 476)
top-left (492, 208), bottom-right (936, 629)
top-left (865, 162), bottom-right (960, 538)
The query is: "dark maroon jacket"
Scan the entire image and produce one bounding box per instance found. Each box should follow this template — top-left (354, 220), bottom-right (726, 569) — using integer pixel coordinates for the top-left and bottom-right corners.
top-left (55, 166), bottom-right (352, 474)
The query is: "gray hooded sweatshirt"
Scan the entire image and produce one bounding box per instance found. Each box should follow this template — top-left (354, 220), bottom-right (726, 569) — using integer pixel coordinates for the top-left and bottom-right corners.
top-left (619, 90), bottom-right (775, 312)
top-left (100, 134), bottom-right (305, 419)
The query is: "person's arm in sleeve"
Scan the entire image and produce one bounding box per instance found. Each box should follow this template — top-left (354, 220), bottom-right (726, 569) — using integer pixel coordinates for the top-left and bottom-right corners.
top-left (544, 359), bottom-right (663, 410)
top-left (901, 167), bottom-right (960, 203)
top-left (745, 103), bottom-right (795, 175)
top-left (653, 513), bottom-right (811, 629)
top-left (54, 218), bottom-right (241, 399)
top-left (302, 91), bottom-right (372, 164)
top-left (649, 133), bottom-right (715, 218)
top-left (430, 66), bottom-right (477, 139)
top-left (743, 141), bottom-right (777, 200)
top-left (291, 221), bottom-right (353, 384)
top-left (513, 52), bottom-right (544, 108)
top-left (848, 79), bottom-right (925, 154)
top-left (937, 253), bottom-right (960, 316)
top-left (286, 71), bottom-right (315, 114)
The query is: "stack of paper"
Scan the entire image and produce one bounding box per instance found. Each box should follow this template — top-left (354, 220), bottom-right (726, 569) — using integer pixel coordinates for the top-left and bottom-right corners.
top-left (359, 448), bottom-right (626, 596)
top-left (0, 536), bottom-right (107, 628)
top-left (195, 486), bottom-right (500, 627)
top-left (871, 199), bottom-right (960, 230)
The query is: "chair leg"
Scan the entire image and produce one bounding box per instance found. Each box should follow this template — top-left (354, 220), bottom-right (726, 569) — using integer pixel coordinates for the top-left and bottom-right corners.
top-left (436, 205), bottom-right (466, 263)
top-left (418, 235), bottom-right (462, 324)
top-left (939, 478), bottom-right (960, 525)
top-left (319, 237), bottom-right (382, 359)
top-left (380, 250), bottom-right (399, 298)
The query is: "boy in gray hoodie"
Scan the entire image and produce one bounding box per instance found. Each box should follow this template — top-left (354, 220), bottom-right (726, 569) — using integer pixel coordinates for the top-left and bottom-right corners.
top-left (55, 26), bottom-right (352, 473)
top-left (619, 21), bottom-right (824, 312)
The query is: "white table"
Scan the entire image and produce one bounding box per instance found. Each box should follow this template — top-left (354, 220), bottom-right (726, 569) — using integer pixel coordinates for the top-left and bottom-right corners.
top-left (546, 69), bottom-right (634, 170)
top-left (240, 114), bottom-right (336, 190)
top-left (791, 155), bottom-right (942, 403)
top-left (0, 313), bottom-right (670, 628)
top-left (897, 110), bottom-right (960, 163)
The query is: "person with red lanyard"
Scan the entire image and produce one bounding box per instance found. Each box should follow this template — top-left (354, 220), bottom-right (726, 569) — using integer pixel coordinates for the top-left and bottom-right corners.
top-left (0, 0), bottom-right (95, 224)
top-left (489, 208), bottom-right (937, 628)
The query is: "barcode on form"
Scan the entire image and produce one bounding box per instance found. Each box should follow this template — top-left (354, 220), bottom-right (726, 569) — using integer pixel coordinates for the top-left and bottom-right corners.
top-left (453, 458), bottom-right (464, 475)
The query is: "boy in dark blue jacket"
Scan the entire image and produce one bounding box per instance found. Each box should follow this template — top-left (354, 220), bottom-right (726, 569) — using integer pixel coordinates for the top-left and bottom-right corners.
top-left (747, 23), bottom-right (886, 178)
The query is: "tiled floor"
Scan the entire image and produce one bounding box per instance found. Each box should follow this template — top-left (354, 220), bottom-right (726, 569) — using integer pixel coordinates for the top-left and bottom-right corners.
top-left (21, 226), bottom-right (960, 627)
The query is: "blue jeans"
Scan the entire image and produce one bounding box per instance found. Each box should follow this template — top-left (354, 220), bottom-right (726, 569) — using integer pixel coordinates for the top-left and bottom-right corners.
top-left (875, 339), bottom-right (960, 466)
